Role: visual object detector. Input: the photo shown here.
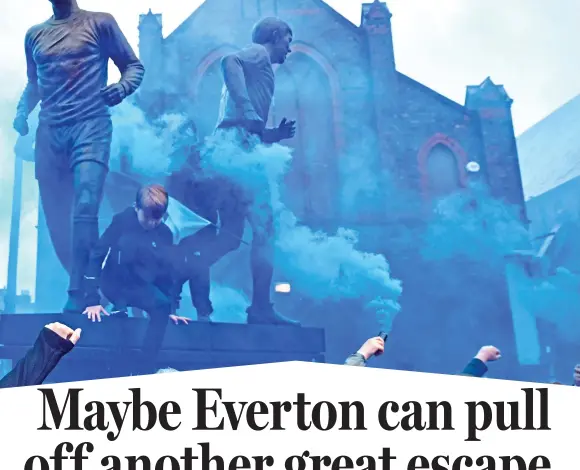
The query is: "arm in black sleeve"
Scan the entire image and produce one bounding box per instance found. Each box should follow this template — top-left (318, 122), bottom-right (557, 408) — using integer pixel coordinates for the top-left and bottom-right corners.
top-left (15, 32), bottom-right (41, 119)
top-left (100, 14), bottom-right (144, 97)
top-left (84, 214), bottom-right (124, 306)
top-left (459, 358), bottom-right (488, 378)
top-left (199, 181), bottom-right (245, 266)
top-left (158, 226), bottom-right (181, 313)
top-left (0, 328), bottom-right (74, 388)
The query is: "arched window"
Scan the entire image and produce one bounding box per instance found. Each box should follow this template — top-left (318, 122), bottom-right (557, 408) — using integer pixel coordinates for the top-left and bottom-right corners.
top-left (193, 59), bottom-right (227, 139)
top-left (272, 47), bottom-right (339, 221)
top-left (191, 46), bottom-right (239, 139)
top-left (417, 133), bottom-right (468, 198)
top-left (426, 144), bottom-right (461, 197)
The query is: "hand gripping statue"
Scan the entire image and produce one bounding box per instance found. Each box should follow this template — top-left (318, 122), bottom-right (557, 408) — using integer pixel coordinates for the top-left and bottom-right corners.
top-left (13, 0), bottom-right (144, 313)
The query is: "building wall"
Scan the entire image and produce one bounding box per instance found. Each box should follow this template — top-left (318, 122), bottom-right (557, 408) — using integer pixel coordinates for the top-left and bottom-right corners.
top-left (142, 0), bottom-right (379, 223)
top-left (526, 176), bottom-right (580, 241)
top-left (132, 0), bottom-right (527, 372)
top-left (22, 0), bottom-right (533, 375)
top-left (466, 80), bottom-right (526, 219)
top-left (395, 74), bottom-right (485, 196)
top-left (139, 0), bottom-right (523, 221)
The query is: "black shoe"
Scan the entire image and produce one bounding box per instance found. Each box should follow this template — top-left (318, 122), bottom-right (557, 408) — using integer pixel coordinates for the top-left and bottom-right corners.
top-left (246, 303), bottom-right (300, 326)
top-left (197, 313), bottom-right (213, 323)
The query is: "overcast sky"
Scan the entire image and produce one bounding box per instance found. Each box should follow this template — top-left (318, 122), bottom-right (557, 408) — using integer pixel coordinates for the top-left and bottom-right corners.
top-left (0, 0), bottom-right (578, 298)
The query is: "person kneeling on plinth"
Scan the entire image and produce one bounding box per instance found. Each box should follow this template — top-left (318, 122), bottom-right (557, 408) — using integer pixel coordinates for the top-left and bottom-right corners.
top-left (82, 184), bottom-right (189, 372)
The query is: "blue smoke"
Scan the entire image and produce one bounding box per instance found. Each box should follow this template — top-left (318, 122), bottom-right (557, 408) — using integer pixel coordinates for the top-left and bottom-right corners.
top-left (105, 99), bottom-right (580, 373)
top-left (513, 252), bottom-right (580, 344)
top-left (422, 183), bottom-right (529, 265)
top-left (533, 268), bottom-right (580, 341)
top-left (209, 284), bottom-right (249, 324)
top-left (110, 99), bottom-right (187, 177)
top-left (201, 128), bottom-right (403, 326)
top-left (108, 106), bottom-right (405, 327)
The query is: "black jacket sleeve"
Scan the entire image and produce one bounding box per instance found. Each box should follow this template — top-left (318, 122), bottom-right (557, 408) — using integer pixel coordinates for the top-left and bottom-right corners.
top-left (157, 226), bottom-right (180, 313)
top-left (460, 358), bottom-right (488, 377)
top-left (197, 179), bottom-right (245, 266)
top-left (0, 328), bottom-right (75, 388)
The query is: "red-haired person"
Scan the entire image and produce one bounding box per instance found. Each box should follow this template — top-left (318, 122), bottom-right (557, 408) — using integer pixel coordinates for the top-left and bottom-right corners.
top-left (81, 184), bottom-right (189, 373)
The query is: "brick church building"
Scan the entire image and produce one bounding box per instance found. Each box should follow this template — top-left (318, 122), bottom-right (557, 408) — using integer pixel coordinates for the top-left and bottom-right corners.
top-left (136, 0), bottom-right (525, 220)
top-left (131, 0), bottom-right (530, 375)
top-left (30, 0), bottom-right (533, 375)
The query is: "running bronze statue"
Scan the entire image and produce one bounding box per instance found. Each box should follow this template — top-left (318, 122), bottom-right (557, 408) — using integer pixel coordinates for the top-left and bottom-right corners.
top-left (13, 0), bottom-right (144, 314)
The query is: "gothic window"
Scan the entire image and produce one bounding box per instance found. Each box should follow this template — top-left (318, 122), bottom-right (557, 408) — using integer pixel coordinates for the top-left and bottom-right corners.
top-left (273, 51), bottom-right (337, 221)
top-left (194, 59), bottom-right (224, 139)
top-left (426, 144), bottom-right (461, 197)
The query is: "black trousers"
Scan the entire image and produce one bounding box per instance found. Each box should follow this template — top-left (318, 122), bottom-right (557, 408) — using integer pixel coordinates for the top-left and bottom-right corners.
top-left (102, 276), bottom-right (171, 374)
top-left (174, 169), bottom-right (273, 315)
top-left (173, 176), bottom-right (246, 316)
top-left (176, 223), bottom-right (243, 316)
top-left (35, 117), bottom-right (111, 297)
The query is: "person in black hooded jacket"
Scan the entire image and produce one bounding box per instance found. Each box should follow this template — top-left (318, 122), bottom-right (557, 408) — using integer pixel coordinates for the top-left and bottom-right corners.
top-left (81, 184), bottom-right (190, 373)
top-left (0, 322), bottom-right (81, 388)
